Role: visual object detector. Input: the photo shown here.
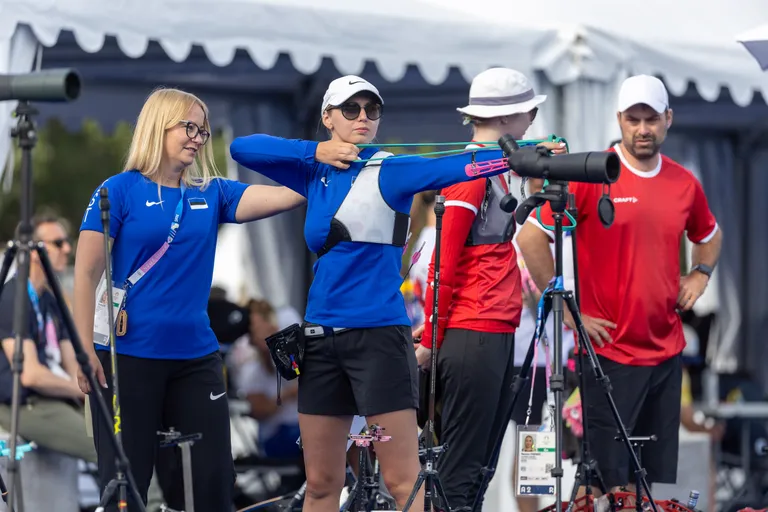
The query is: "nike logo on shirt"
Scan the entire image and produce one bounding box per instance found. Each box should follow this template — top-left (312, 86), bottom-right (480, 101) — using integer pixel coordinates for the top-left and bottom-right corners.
top-left (146, 200), bottom-right (163, 207)
top-left (210, 392), bottom-right (226, 400)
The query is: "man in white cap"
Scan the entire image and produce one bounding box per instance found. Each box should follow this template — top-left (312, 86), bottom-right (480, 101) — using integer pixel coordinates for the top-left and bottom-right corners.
top-left (517, 74), bottom-right (723, 498)
top-left (413, 67), bottom-right (566, 510)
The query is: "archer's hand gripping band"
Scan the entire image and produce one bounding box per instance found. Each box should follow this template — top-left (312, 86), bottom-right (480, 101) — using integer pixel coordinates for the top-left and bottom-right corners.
top-left (265, 323), bottom-right (305, 404)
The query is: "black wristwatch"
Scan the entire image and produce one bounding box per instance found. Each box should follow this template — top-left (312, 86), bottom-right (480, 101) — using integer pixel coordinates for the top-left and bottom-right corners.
top-left (691, 264), bottom-right (713, 278)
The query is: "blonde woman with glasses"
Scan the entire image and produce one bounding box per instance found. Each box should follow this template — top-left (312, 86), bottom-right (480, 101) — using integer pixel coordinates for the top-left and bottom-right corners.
top-left (73, 87), bottom-right (306, 511)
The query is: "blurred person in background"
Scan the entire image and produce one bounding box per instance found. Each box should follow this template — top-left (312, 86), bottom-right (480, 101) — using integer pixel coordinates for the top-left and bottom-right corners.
top-left (230, 73), bottom-right (512, 512)
top-left (517, 74), bottom-right (722, 499)
top-left (413, 67), bottom-right (566, 510)
top-left (236, 298), bottom-right (301, 459)
top-left (73, 87), bottom-right (307, 511)
top-left (0, 214), bottom-right (96, 463)
top-left (402, 190), bottom-right (437, 327)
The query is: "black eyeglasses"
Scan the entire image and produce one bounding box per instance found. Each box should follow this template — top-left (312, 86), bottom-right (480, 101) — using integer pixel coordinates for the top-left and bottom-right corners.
top-left (42, 238), bottom-right (70, 249)
top-left (330, 102), bottom-right (383, 121)
top-left (179, 120), bottom-right (210, 145)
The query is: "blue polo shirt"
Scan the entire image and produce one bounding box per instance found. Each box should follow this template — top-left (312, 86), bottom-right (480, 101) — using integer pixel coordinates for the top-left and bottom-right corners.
top-left (80, 171), bottom-right (248, 359)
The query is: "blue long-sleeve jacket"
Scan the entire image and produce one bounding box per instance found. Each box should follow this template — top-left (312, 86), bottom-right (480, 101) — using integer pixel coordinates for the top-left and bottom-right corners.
top-left (229, 135), bottom-right (506, 328)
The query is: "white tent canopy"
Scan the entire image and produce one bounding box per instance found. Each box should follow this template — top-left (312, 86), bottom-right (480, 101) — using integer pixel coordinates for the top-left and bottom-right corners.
top-left (423, 0), bottom-right (768, 106)
top-left (738, 23), bottom-right (768, 71)
top-left (0, 0), bottom-right (568, 175)
top-left (0, 0), bottom-right (551, 85)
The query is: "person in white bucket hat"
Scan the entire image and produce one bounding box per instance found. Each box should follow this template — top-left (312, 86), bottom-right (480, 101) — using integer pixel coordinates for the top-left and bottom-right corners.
top-left (412, 67), bottom-right (567, 510)
top-left (456, 67), bottom-right (547, 121)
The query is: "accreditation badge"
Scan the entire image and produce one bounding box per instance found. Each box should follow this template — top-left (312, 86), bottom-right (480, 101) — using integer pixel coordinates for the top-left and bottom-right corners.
top-left (515, 423), bottom-right (557, 497)
top-left (93, 276), bottom-right (127, 346)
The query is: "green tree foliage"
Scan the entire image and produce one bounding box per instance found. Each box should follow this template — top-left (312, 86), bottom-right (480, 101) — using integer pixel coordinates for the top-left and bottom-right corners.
top-left (0, 119), bottom-right (228, 243)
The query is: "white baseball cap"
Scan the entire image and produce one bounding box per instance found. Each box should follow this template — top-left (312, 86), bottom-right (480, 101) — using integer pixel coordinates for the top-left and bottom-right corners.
top-left (457, 68), bottom-right (546, 119)
top-left (617, 75), bottom-right (669, 114)
top-left (321, 75), bottom-right (384, 114)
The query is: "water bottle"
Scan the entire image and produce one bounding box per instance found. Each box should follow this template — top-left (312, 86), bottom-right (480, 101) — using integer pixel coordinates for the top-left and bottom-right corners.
top-left (687, 490), bottom-right (700, 510)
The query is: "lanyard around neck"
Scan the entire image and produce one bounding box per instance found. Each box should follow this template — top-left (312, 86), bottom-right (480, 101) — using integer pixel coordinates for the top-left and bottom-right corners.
top-left (27, 281), bottom-right (44, 337)
top-left (125, 183), bottom-right (187, 290)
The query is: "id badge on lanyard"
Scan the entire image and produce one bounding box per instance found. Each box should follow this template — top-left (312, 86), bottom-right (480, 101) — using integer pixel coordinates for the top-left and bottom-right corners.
top-left (515, 424), bottom-right (556, 497)
top-left (92, 184), bottom-right (186, 346)
top-left (515, 294), bottom-right (557, 498)
top-left (93, 278), bottom-right (127, 347)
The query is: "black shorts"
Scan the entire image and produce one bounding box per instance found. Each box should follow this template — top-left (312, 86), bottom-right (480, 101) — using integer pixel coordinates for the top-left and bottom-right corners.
top-left (510, 366), bottom-right (548, 425)
top-left (297, 324), bottom-right (419, 417)
top-left (583, 353), bottom-right (682, 488)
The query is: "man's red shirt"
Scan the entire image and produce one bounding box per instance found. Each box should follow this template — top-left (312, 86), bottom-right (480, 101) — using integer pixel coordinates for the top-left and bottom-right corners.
top-left (529, 145), bottom-right (718, 365)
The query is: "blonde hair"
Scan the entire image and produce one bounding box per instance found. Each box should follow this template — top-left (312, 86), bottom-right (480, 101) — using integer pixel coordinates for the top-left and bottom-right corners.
top-left (123, 87), bottom-right (219, 189)
top-left (247, 298), bottom-right (278, 327)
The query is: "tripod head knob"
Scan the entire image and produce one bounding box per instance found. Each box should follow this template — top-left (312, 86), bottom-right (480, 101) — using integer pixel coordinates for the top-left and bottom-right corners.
top-left (434, 194), bottom-right (446, 216)
top-left (99, 187), bottom-right (110, 221)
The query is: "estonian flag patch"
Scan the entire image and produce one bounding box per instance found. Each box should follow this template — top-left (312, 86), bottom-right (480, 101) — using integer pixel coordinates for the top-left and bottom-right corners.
top-left (188, 197), bottom-right (208, 210)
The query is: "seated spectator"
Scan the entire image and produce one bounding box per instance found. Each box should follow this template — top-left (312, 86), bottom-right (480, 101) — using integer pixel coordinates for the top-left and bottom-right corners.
top-left (0, 214), bottom-right (96, 463)
top-left (236, 299), bottom-right (300, 459)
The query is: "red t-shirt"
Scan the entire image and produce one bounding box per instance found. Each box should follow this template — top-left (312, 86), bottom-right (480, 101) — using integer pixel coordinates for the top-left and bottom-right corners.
top-left (421, 171), bottom-right (522, 349)
top-left (529, 145), bottom-right (718, 366)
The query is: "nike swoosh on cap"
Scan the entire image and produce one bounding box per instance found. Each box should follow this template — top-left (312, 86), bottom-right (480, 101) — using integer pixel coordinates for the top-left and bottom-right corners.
top-left (349, 80), bottom-right (364, 85)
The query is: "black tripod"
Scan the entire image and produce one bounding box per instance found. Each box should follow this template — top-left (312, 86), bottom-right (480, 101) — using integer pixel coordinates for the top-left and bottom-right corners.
top-left (0, 101), bottom-right (144, 512)
top-left (564, 195), bottom-right (607, 512)
top-left (402, 194), bottom-right (452, 512)
top-left (341, 425), bottom-right (395, 511)
top-left (94, 187), bottom-right (146, 512)
top-left (469, 180), bottom-right (658, 512)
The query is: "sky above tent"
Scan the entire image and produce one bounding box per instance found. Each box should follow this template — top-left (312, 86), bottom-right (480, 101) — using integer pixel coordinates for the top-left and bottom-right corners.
top-left (421, 0), bottom-right (768, 48)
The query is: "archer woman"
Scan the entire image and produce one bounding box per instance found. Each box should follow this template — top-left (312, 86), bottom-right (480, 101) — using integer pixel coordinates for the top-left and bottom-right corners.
top-left (229, 74), bottom-right (511, 511)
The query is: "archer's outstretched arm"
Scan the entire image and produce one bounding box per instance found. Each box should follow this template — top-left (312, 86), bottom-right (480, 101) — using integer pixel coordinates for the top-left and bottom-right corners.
top-left (229, 134), bottom-right (316, 196)
top-left (379, 149), bottom-right (504, 201)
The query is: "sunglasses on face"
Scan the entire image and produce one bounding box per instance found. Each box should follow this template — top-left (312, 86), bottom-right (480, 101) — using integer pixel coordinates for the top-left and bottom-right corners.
top-left (43, 238), bottom-right (70, 249)
top-left (179, 120), bottom-right (210, 145)
top-left (331, 102), bottom-right (383, 121)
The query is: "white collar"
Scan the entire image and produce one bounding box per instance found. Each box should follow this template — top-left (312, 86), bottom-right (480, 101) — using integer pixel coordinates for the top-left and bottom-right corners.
top-left (614, 144), bottom-right (661, 179)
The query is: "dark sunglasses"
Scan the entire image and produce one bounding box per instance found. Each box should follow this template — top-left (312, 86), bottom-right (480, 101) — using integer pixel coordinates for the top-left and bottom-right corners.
top-left (331, 102), bottom-right (383, 121)
top-left (43, 238), bottom-right (70, 249)
top-left (179, 120), bottom-right (210, 145)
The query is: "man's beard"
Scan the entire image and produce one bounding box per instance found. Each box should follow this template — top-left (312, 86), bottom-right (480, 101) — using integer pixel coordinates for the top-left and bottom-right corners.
top-left (626, 135), bottom-right (661, 160)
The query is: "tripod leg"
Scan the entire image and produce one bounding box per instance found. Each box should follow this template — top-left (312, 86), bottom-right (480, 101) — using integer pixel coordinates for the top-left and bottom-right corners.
top-left (35, 246), bottom-right (147, 512)
top-left (401, 472), bottom-right (425, 512)
top-left (560, 293), bottom-right (659, 512)
top-left (98, 480), bottom-right (120, 508)
top-left (6, 243), bottom-right (32, 512)
top-left (0, 244), bottom-right (18, 296)
top-left (561, 292), bottom-right (608, 509)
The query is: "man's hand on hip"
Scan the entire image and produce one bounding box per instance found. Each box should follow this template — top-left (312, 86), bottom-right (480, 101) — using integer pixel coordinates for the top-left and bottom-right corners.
top-left (579, 315), bottom-right (617, 348)
top-left (678, 272), bottom-right (708, 311)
